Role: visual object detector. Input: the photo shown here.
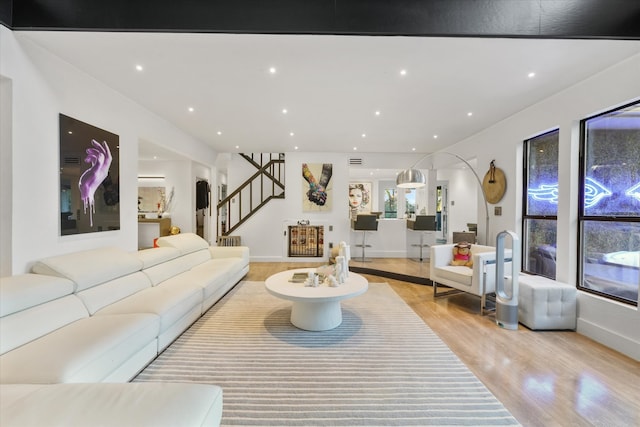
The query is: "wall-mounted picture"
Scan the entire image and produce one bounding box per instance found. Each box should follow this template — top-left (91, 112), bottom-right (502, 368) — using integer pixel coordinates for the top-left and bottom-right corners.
top-left (59, 114), bottom-right (120, 235)
top-left (302, 163), bottom-right (333, 212)
top-left (349, 182), bottom-right (372, 220)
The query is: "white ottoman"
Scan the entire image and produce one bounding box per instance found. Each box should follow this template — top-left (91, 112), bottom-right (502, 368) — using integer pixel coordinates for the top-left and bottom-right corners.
top-left (518, 274), bottom-right (577, 330)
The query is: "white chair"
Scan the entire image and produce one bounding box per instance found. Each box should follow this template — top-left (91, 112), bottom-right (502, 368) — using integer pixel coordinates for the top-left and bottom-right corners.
top-left (430, 243), bottom-right (511, 315)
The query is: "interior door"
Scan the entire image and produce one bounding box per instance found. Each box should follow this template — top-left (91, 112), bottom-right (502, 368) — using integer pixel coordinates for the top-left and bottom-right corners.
top-left (436, 182), bottom-right (448, 243)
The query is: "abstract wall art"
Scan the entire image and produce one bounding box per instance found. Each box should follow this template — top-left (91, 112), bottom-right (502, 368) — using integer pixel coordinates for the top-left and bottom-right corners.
top-left (59, 114), bottom-right (120, 235)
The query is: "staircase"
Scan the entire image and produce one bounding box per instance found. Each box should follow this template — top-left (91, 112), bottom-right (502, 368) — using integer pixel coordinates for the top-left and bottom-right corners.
top-left (217, 153), bottom-right (285, 237)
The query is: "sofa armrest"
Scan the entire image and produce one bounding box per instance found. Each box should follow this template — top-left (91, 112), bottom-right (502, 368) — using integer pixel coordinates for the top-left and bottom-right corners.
top-left (209, 246), bottom-right (249, 264)
top-left (472, 249), bottom-right (512, 294)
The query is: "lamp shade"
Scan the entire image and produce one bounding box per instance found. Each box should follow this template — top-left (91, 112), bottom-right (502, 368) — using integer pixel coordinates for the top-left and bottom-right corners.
top-left (396, 168), bottom-right (426, 188)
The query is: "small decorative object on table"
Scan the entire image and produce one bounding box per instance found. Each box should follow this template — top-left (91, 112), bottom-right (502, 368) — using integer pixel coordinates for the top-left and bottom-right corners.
top-left (326, 275), bottom-right (339, 287)
top-left (338, 241), bottom-right (350, 278)
top-left (305, 272), bottom-right (320, 287)
top-left (335, 256), bottom-right (348, 284)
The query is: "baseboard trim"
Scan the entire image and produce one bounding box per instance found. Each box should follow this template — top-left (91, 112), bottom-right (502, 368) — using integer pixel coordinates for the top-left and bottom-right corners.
top-left (577, 318), bottom-right (639, 361)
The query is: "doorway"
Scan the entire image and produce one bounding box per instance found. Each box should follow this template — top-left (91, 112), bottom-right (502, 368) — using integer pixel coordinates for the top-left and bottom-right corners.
top-left (195, 178), bottom-right (210, 240)
top-left (436, 182), bottom-right (448, 243)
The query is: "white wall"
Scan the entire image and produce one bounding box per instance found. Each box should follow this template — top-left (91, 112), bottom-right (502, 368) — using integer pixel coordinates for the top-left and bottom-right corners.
top-left (444, 53), bottom-right (640, 361)
top-left (0, 26), bottom-right (217, 273)
top-left (0, 76), bottom-right (12, 276)
top-left (227, 152), bottom-right (352, 262)
top-left (437, 168), bottom-right (478, 242)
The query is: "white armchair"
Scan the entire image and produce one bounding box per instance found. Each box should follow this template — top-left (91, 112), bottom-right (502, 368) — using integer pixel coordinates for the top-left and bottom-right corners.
top-left (430, 243), bottom-right (511, 315)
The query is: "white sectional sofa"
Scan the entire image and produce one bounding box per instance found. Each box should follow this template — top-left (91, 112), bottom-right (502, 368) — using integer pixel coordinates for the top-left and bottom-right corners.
top-left (0, 233), bottom-right (249, 426)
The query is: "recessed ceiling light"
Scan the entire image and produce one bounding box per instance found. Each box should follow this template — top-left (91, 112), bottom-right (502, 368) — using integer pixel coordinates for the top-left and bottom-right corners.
top-left (412, 147), bottom-right (416, 151)
top-left (282, 108), bottom-right (288, 114)
top-left (375, 111), bottom-right (381, 116)
top-left (361, 133), bottom-right (366, 138)
top-left (467, 112), bottom-right (473, 117)
top-left (528, 72), bottom-right (536, 78)
top-left (135, 64), bottom-right (143, 72)
top-left (188, 107), bottom-right (195, 113)
top-left (235, 145), bottom-right (240, 149)
top-left (153, 156), bottom-right (157, 160)
top-left (217, 131), bottom-right (222, 135)
top-left (68, 131), bottom-right (73, 134)
top-left (433, 134), bottom-right (438, 139)
top-left (289, 132), bottom-right (295, 136)
top-left (269, 67), bottom-right (277, 74)
top-left (353, 147), bottom-right (358, 151)
top-left (400, 69), bottom-right (407, 76)
top-left (294, 146), bottom-right (299, 150)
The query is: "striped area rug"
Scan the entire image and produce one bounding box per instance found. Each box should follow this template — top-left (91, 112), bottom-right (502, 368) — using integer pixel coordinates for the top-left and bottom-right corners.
top-left (135, 281), bottom-right (520, 426)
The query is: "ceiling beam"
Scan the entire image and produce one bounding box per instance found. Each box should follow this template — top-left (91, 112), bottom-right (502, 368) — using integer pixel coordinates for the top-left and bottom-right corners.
top-left (7, 0), bottom-right (640, 40)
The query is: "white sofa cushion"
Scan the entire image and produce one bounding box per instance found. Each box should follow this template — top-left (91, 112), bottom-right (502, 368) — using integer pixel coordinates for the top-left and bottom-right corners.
top-left (142, 254), bottom-right (199, 286)
top-left (187, 258), bottom-right (242, 296)
top-left (95, 285), bottom-right (202, 334)
top-left (209, 246), bottom-right (250, 264)
top-left (157, 232), bottom-right (209, 255)
top-left (0, 295), bottom-right (89, 355)
top-left (0, 314), bottom-right (160, 383)
top-left (0, 382), bottom-right (223, 427)
top-left (181, 249), bottom-right (213, 268)
top-left (434, 266), bottom-right (473, 287)
top-left (137, 247), bottom-right (181, 269)
top-left (32, 247), bottom-right (143, 292)
top-left (0, 274), bottom-right (75, 317)
top-left (76, 272), bottom-right (152, 315)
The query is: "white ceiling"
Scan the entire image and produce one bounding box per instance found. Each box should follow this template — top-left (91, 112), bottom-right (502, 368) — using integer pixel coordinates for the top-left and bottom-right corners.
top-left (17, 31), bottom-right (640, 160)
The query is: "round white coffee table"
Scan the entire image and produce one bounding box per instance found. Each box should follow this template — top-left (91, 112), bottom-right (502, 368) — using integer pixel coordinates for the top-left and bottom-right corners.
top-left (265, 268), bottom-right (368, 331)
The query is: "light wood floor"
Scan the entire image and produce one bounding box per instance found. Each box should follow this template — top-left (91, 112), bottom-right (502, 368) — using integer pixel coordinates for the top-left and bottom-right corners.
top-left (247, 259), bottom-right (640, 427)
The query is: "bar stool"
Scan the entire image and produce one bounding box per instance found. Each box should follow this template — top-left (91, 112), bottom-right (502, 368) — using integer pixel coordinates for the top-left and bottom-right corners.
top-left (351, 214), bottom-right (378, 262)
top-left (407, 215), bottom-right (436, 261)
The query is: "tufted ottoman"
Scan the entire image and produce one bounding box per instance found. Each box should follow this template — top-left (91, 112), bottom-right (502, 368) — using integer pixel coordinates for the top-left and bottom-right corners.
top-left (518, 274), bottom-right (577, 330)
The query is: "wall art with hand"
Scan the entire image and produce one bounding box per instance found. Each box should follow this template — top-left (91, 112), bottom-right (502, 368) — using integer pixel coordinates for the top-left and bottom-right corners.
top-left (59, 114), bottom-right (120, 235)
top-left (301, 163), bottom-right (333, 212)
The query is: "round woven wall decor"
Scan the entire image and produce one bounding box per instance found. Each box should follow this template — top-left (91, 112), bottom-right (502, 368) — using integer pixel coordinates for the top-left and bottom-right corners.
top-left (482, 161), bottom-right (506, 204)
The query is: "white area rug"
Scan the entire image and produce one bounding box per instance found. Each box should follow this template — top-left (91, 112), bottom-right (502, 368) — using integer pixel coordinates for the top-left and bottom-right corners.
top-left (135, 281), bottom-right (520, 426)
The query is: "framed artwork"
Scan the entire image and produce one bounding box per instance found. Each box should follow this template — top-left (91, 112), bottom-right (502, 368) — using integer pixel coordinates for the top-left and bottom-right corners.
top-left (59, 114), bottom-right (120, 235)
top-left (138, 187), bottom-right (166, 213)
top-left (301, 163), bottom-right (333, 212)
top-left (349, 182), bottom-right (372, 220)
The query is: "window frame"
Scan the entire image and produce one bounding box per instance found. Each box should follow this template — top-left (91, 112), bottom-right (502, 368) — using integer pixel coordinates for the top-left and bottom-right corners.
top-left (577, 100), bottom-right (640, 306)
top-left (521, 129), bottom-right (559, 279)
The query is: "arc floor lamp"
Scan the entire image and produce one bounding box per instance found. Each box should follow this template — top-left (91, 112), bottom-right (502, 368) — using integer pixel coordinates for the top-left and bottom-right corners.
top-left (396, 151), bottom-right (490, 245)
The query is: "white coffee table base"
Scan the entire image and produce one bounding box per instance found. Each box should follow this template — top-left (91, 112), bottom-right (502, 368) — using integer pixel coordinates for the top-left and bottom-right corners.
top-left (265, 268), bottom-right (368, 332)
top-left (290, 300), bottom-right (342, 331)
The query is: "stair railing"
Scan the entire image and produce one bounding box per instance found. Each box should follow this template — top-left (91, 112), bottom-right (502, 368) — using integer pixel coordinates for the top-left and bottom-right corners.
top-left (217, 153), bottom-right (285, 236)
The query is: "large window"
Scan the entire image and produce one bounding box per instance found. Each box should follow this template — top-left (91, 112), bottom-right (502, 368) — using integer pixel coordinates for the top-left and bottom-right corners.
top-left (405, 189), bottom-right (416, 216)
top-left (384, 188), bottom-right (397, 218)
top-left (579, 100), bottom-right (639, 306)
top-left (523, 130), bottom-right (559, 279)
